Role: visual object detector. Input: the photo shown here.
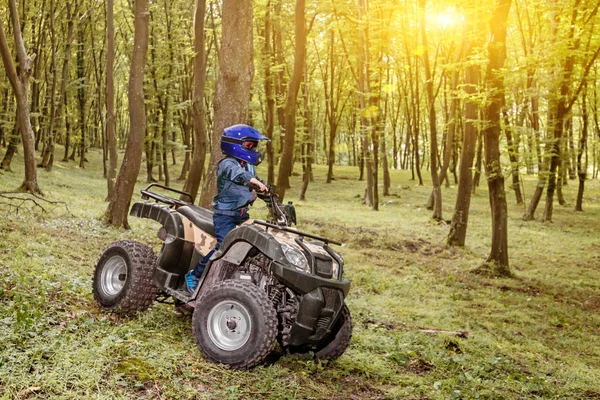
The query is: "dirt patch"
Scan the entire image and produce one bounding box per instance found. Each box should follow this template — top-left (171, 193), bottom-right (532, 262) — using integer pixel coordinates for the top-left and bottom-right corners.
top-left (499, 284), bottom-right (540, 297)
top-left (580, 391), bottom-right (600, 399)
top-left (363, 318), bottom-right (397, 331)
top-left (407, 358), bottom-right (435, 375)
top-left (582, 297), bottom-right (600, 312)
top-left (336, 377), bottom-right (387, 400)
top-left (401, 238), bottom-right (444, 255)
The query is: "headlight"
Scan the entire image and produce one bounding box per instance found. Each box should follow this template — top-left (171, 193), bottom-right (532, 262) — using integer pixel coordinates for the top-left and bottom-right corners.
top-left (332, 259), bottom-right (339, 278)
top-left (281, 242), bottom-right (309, 272)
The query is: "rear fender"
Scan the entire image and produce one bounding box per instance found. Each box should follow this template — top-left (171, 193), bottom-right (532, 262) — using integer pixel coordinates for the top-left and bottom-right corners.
top-left (130, 202), bottom-right (185, 239)
top-left (129, 202), bottom-right (192, 284)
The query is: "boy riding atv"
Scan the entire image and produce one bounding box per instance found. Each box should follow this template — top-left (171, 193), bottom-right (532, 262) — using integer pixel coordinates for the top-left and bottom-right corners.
top-left (186, 124), bottom-right (270, 293)
top-left (93, 124), bottom-right (352, 369)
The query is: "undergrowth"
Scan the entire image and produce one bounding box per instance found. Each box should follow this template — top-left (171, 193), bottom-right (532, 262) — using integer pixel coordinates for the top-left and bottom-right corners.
top-left (1, 148), bottom-right (599, 399)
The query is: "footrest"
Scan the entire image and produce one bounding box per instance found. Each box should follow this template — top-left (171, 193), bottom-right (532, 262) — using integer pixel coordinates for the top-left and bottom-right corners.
top-left (154, 267), bottom-right (179, 290)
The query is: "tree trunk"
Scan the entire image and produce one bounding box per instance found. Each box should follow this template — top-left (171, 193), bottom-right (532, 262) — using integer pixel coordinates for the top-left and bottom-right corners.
top-left (199, 0), bottom-right (254, 208)
top-left (299, 67), bottom-right (313, 201)
top-left (105, 0), bottom-right (149, 228)
top-left (182, 0), bottom-right (207, 202)
top-left (448, 18), bottom-right (483, 247)
top-left (503, 107), bottom-right (523, 204)
top-left (0, 0), bottom-right (41, 193)
top-left (472, 132), bottom-right (483, 191)
top-left (481, 0), bottom-right (511, 274)
top-left (1, 123), bottom-right (19, 170)
top-left (106, 0), bottom-right (118, 201)
top-left (40, 0), bottom-right (57, 171)
top-left (262, 0), bottom-right (276, 185)
top-left (357, 0), bottom-right (375, 207)
top-left (419, 0), bottom-right (442, 220)
top-left (439, 41), bottom-right (464, 187)
top-left (276, 0), bottom-right (306, 200)
top-left (0, 89), bottom-right (8, 147)
top-left (326, 30), bottom-right (337, 184)
top-left (77, 17), bottom-right (86, 169)
top-left (575, 85), bottom-right (588, 211)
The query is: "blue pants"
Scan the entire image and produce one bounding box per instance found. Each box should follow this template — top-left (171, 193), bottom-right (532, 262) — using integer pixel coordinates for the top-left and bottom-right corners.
top-left (191, 210), bottom-right (249, 277)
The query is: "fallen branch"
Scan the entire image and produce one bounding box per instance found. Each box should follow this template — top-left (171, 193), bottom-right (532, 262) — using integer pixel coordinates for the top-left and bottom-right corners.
top-left (0, 191), bottom-right (73, 216)
top-left (417, 329), bottom-right (472, 338)
top-left (363, 318), bottom-right (472, 338)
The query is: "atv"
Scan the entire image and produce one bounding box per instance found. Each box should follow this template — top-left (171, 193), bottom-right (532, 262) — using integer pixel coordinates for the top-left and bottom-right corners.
top-left (92, 183), bottom-right (352, 369)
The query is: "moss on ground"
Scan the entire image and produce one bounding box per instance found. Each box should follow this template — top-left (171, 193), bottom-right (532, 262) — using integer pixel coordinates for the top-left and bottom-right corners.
top-left (1, 148), bottom-right (599, 399)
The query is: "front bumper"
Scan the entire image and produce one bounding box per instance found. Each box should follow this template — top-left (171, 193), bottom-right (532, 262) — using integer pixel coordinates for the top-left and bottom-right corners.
top-left (271, 261), bottom-right (350, 345)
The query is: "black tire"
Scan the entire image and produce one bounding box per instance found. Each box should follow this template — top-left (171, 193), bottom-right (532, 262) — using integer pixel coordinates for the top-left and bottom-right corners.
top-left (192, 279), bottom-right (277, 370)
top-left (93, 240), bottom-right (158, 316)
top-left (290, 305), bottom-right (353, 361)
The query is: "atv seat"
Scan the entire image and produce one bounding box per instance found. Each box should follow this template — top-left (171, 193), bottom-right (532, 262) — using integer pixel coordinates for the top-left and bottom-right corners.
top-left (176, 205), bottom-right (215, 237)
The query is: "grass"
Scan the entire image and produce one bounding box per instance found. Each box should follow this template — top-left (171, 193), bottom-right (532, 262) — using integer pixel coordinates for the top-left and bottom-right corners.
top-left (1, 147), bottom-right (600, 399)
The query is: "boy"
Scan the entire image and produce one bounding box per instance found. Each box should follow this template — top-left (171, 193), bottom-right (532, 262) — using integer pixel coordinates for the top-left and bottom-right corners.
top-left (185, 124), bottom-right (269, 293)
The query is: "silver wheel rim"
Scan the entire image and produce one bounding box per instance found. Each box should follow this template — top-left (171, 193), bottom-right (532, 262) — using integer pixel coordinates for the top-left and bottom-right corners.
top-left (207, 300), bottom-right (252, 351)
top-left (100, 255), bottom-right (128, 298)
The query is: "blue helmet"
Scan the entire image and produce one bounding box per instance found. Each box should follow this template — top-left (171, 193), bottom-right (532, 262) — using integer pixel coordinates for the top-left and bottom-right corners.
top-left (220, 124), bottom-right (270, 165)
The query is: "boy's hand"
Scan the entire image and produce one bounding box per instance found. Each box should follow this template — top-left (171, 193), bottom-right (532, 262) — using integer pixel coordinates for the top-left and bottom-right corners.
top-left (249, 178), bottom-right (268, 193)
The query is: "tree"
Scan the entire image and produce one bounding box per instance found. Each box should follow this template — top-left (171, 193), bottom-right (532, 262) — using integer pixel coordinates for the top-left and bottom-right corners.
top-left (419, 0), bottom-right (442, 220)
top-left (448, 4), bottom-right (485, 247)
top-left (106, 0), bottom-right (118, 201)
top-left (575, 83), bottom-right (589, 211)
top-left (358, 0), bottom-right (376, 209)
top-left (182, 0), bottom-right (208, 203)
top-left (105, 0), bottom-right (150, 228)
top-left (276, 0), bottom-right (306, 200)
top-left (199, 0), bottom-right (254, 208)
top-left (481, 0), bottom-right (511, 274)
top-left (0, 0), bottom-right (41, 193)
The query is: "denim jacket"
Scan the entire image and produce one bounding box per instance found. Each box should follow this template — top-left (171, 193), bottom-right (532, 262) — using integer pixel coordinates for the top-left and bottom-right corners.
top-left (212, 157), bottom-right (258, 212)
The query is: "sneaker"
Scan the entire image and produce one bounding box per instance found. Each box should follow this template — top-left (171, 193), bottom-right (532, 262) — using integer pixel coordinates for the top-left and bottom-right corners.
top-left (185, 271), bottom-right (199, 294)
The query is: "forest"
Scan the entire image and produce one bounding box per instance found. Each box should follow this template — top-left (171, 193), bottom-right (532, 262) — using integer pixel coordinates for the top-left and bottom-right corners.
top-left (1, 0), bottom-right (600, 399)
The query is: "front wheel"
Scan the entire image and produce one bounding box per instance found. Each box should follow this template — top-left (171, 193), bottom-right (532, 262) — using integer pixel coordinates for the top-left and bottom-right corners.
top-left (192, 280), bottom-right (277, 370)
top-left (92, 240), bottom-right (158, 315)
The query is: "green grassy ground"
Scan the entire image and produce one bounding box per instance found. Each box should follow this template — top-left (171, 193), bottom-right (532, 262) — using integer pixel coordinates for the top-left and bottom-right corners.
top-left (1, 148), bottom-right (599, 399)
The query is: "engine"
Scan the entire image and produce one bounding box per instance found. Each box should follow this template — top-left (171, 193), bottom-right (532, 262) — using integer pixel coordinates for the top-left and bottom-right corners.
top-left (237, 251), bottom-right (299, 347)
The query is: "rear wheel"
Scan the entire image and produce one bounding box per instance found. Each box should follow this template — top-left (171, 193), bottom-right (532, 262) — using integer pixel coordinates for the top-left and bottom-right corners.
top-left (192, 279), bottom-right (277, 369)
top-left (93, 240), bottom-right (158, 315)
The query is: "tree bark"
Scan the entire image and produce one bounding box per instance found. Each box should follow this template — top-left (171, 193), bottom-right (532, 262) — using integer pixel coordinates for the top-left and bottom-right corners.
top-left (472, 132), bottom-right (483, 191)
top-left (262, 0), bottom-right (276, 185)
top-left (106, 0), bottom-right (118, 201)
top-left (77, 16), bottom-right (86, 169)
top-left (503, 106), bottom-right (523, 204)
top-left (1, 123), bottom-right (19, 170)
top-left (357, 0), bottom-right (375, 207)
top-left (299, 66), bottom-right (313, 201)
top-left (276, 0), bottom-right (306, 200)
top-left (482, 0), bottom-right (511, 274)
top-left (199, 0), bottom-right (254, 208)
top-left (39, 0), bottom-right (57, 171)
top-left (0, 0), bottom-right (41, 193)
top-left (575, 85), bottom-right (588, 211)
top-left (448, 15), bottom-right (484, 247)
top-left (419, 0), bottom-right (442, 220)
top-left (182, 0), bottom-right (208, 203)
top-left (105, 0), bottom-right (149, 228)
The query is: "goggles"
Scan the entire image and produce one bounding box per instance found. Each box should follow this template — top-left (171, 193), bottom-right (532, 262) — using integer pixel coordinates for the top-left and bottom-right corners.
top-left (243, 140), bottom-right (258, 150)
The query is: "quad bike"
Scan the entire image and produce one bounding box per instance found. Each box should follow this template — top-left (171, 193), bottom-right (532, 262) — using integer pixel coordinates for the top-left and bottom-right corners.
top-left (92, 183), bottom-right (352, 369)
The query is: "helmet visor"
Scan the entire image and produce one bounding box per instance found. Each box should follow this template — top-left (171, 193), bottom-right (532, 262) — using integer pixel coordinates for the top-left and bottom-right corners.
top-left (243, 140), bottom-right (266, 154)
